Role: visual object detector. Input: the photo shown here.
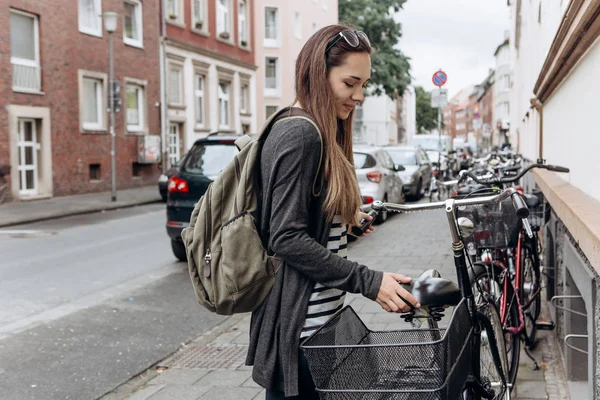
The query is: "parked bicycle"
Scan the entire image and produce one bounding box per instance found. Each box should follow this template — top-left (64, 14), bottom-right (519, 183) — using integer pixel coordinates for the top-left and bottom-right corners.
top-left (301, 188), bottom-right (533, 399)
top-left (455, 160), bottom-right (569, 384)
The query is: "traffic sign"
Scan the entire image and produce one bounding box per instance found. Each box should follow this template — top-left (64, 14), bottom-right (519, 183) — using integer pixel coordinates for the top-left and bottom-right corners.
top-left (431, 88), bottom-right (448, 108)
top-left (432, 70), bottom-right (447, 87)
top-left (474, 112), bottom-right (481, 119)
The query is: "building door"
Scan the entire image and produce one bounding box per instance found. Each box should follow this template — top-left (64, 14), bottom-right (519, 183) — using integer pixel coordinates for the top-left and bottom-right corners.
top-left (17, 118), bottom-right (39, 196)
top-left (167, 123), bottom-right (183, 167)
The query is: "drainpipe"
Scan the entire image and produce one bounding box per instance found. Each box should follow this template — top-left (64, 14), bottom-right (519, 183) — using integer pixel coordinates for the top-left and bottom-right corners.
top-left (159, 0), bottom-right (169, 171)
top-left (530, 97), bottom-right (543, 161)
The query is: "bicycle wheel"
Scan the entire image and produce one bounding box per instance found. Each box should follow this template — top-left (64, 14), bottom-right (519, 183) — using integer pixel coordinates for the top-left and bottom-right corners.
top-left (478, 300), bottom-right (510, 399)
top-left (521, 237), bottom-right (541, 349)
top-left (471, 262), bottom-right (520, 388)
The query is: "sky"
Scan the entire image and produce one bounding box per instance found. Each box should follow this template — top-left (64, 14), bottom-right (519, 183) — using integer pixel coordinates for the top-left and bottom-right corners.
top-left (394, 0), bottom-right (511, 98)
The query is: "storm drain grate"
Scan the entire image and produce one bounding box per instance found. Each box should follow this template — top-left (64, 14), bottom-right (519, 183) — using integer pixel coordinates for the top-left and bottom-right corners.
top-left (166, 344), bottom-right (249, 369)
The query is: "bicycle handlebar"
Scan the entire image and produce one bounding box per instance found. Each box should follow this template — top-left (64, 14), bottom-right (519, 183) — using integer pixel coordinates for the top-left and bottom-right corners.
top-left (463, 163), bottom-right (569, 185)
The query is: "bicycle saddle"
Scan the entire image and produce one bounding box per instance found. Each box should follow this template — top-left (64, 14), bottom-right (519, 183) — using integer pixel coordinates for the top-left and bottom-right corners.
top-left (522, 193), bottom-right (540, 208)
top-left (401, 269), bottom-right (461, 308)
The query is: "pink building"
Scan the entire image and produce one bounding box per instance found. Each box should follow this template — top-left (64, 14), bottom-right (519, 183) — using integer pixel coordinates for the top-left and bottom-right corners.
top-left (253, 0), bottom-right (338, 125)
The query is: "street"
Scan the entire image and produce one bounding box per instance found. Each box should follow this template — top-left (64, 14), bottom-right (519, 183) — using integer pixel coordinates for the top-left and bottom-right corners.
top-left (0, 205), bottom-right (226, 400)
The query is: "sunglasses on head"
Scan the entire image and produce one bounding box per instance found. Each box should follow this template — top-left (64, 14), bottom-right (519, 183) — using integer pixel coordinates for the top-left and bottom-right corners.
top-left (325, 30), bottom-right (371, 54)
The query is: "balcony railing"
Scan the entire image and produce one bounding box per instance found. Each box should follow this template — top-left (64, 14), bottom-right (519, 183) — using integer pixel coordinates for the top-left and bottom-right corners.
top-left (12, 60), bottom-right (41, 92)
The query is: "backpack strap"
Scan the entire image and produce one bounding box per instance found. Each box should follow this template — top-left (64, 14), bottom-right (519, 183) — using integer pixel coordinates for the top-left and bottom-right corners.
top-left (269, 107), bottom-right (324, 197)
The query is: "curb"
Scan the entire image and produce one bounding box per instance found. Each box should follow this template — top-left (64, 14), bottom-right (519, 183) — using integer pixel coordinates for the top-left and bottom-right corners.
top-left (0, 198), bottom-right (162, 228)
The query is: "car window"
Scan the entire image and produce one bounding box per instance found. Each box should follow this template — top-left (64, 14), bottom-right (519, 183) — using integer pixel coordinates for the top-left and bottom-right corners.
top-left (382, 151), bottom-right (396, 169)
top-left (387, 150), bottom-right (417, 166)
top-left (353, 152), bottom-right (376, 169)
top-left (182, 143), bottom-right (238, 175)
top-left (419, 149), bottom-right (430, 164)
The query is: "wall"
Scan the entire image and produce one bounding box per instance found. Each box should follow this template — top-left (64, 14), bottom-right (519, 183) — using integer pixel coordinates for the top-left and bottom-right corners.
top-left (543, 37), bottom-right (600, 201)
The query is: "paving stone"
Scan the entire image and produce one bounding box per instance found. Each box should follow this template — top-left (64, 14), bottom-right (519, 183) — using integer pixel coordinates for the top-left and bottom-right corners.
top-left (124, 385), bottom-right (165, 400)
top-left (201, 387), bottom-right (261, 400)
top-left (147, 369), bottom-right (209, 386)
top-left (194, 370), bottom-right (253, 387)
top-left (515, 381), bottom-right (548, 399)
top-left (147, 385), bottom-right (210, 400)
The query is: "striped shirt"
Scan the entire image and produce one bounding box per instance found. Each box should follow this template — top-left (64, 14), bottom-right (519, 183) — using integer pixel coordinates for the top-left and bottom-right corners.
top-left (300, 215), bottom-right (348, 339)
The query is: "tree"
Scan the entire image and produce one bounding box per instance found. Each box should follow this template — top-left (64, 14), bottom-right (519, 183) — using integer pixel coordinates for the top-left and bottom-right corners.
top-left (339, 0), bottom-right (411, 99)
top-left (415, 86), bottom-right (439, 133)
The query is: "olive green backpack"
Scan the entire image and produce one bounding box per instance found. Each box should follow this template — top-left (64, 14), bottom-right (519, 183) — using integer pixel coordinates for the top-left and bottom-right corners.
top-left (181, 107), bottom-right (322, 315)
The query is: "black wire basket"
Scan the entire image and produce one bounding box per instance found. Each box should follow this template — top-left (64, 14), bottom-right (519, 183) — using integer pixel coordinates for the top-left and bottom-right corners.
top-left (457, 198), bottom-right (521, 249)
top-left (300, 299), bottom-right (473, 399)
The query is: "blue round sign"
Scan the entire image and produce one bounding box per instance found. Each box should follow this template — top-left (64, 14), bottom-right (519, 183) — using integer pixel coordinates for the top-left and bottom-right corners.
top-left (432, 70), bottom-right (447, 87)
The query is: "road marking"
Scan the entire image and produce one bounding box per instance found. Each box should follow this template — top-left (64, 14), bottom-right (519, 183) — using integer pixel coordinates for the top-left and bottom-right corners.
top-left (0, 230), bottom-right (57, 238)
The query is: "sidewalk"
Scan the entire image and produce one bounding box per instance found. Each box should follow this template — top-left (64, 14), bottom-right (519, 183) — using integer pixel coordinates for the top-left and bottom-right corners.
top-left (100, 210), bottom-right (569, 400)
top-left (0, 186), bottom-right (161, 228)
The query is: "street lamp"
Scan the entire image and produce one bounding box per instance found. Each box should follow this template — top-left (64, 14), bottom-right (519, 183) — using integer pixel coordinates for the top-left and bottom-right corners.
top-left (103, 11), bottom-right (118, 202)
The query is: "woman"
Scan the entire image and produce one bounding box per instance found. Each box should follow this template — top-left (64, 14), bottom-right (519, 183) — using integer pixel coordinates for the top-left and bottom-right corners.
top-left (246, 24), bottom-right (420, 399)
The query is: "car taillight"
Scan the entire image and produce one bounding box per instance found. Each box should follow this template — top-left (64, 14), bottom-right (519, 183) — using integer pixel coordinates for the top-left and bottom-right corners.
top-left (362, 196), bottom-right (374, 204)
top-left (366, 172), bottom-right (382, 183)
top-left (432, 170), bottom-right (439, 176)
top-left (168, 177), bottom-right (189, 193)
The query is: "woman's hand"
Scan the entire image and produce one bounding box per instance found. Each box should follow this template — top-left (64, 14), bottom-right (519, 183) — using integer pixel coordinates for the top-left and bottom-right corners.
top-left (376, 273), bottom-right (420, 313)
top-left (348, 211), bottom-right (375, 237)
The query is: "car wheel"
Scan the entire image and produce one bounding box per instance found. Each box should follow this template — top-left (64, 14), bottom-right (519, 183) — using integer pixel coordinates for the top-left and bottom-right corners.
top-left (171, 239), bottom-right (188, 262)
top-left (376, 195), bottom-right (388, 223)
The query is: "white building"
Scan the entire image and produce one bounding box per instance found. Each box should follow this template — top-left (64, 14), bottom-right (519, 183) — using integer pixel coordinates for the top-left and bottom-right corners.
top-left (353, 93), bottom-right (398, 146)
top-left (493, 32), bottom-right (511, 146)
top-left (508, 1), bottom-right (600, 398)
top-left (399, 86), bottom-right (416, 144)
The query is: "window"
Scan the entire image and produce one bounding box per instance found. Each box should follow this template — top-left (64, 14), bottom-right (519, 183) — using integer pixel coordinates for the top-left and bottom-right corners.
top-left (265, 57), bottom-right (279, 96)
top-left (218, 81), bottom-right (231, 129)
top-left (194, 74), bottom-right (206, 127)
top-left (166, 0), bottom-right (184, 25)
top-left (240, 82), bottom-right (250, 114)
top-left (123, 0), bottom-right (143, 48)
top-left (238, 0), bottom-right (249, 47)
top-left (125, 83), bottom-right (145, 132)
top-left (10, 10), bottom-right (41, 93)
top-left (217, 0), bottom-right (231, 38)
top-left (168, 65), bottom-right (183, 105)
top-left (294, 12), bottom-right (302, 39)
top-left (82, 77), bottom-right (104, 130)
top-left (89, 164), bottom-right (101, 180)
top-left (79, 0), bottom-right (102, 36)
top-left (265, 105), bottom-right (278, 119)
top-left (264, 7), bottom-right (279, 47)
top-left (193, 0), bottom-right (207, 30)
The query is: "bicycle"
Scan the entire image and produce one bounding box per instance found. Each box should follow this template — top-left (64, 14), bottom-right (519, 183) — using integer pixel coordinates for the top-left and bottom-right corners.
top-left (457, 161), bottom-right (569, 380)
top-left (301, 188), bottom-right (532, 399)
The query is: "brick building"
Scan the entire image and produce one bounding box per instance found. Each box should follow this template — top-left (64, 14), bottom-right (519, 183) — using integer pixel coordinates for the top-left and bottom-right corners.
top-left (162, 0), bottom-right (257, 167)
top-left (1, 0), bottom-right (162, 201)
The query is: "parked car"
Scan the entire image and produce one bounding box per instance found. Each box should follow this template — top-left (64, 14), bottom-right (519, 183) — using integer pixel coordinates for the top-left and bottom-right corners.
top-left (166, 133), bottom-right (241, 261)
top-left (385, 145), bottom-right (433, 200)
top-left (353, 145), bottom-right (405, 223)
top-left (158, 156), bottom-right (185, 202)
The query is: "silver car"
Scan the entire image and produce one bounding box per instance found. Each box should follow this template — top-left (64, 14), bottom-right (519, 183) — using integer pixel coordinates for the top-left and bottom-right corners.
top-left (353, 146), bottom-right (405, 223)
top-left (385, 145), bottom-right (433, 200)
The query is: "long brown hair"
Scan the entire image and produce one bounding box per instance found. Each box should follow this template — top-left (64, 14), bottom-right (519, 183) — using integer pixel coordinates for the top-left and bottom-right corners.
top-left (294, 24), bottom-right (372, 225)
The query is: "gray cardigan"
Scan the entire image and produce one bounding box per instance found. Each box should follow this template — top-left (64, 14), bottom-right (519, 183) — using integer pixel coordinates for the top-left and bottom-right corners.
top-left (245, 114), bottom-right (384, 396)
